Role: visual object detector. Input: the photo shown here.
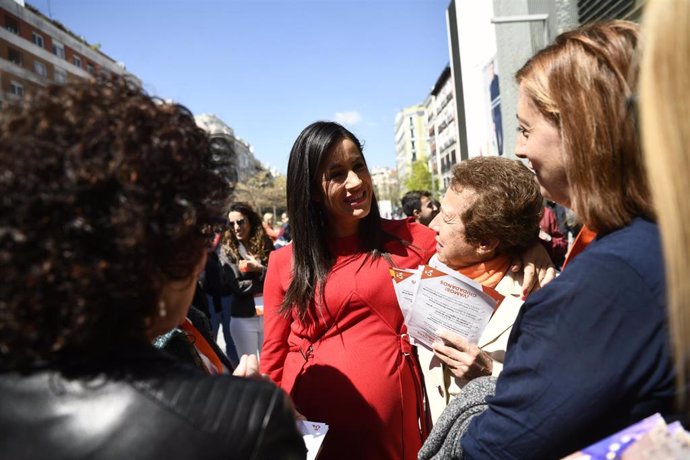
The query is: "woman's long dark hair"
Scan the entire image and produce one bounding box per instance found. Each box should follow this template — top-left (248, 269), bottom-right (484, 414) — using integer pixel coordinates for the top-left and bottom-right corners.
top-left (281, 121), bottom-right (385, 320)
top-left (222, 202), bottom-right (273, 264)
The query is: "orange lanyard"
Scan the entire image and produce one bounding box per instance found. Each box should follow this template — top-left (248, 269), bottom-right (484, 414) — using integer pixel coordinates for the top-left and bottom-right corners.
top-left (562, 226), bottom-right (597, 270)
top-left (179, 318), bottom-right (226, 375)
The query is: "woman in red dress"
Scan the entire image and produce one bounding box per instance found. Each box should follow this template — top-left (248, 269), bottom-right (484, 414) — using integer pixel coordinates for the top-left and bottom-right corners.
top-left (261, 121), bottom-right (436, 459)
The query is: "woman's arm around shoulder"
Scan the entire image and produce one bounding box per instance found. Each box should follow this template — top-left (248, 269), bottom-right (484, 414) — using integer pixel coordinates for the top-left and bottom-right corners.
top-left (460, 253), bottom-right (673, 459)
top-left (381, 218), bottom-right (437, 259)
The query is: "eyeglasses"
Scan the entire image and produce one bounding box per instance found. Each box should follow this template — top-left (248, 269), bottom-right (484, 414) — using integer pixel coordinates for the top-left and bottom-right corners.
top-left (229, 219), bottom-right (246, 227)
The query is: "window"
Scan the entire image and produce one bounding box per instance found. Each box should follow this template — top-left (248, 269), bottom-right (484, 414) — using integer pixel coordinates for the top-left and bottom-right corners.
top-left (8, 47), bottom-right (22, 66)
top-left (86, 63), bottom-right (95, 75)
top-left (411, 140), bottom-right (415, 150)
top-left (10, 81), bottom-right (24, 97)
top-left (34, 61), bottom-right (47, 77)
top-left (52, 40), bottom-right (65, 59)
top-left (31, 32), bottom-right (44, 48)
top-left (5, 16), bottom-right (18, 34)
top-left (72, 55), bottom-right (82, 68)
top-left (54, 67), bottom-right (67, 84)
top-left (412, 152), bottom-right (417, 162)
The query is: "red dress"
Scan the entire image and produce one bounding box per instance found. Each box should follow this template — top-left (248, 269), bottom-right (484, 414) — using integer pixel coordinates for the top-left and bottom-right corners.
top-left (261, 219), bottom-right (436, 459)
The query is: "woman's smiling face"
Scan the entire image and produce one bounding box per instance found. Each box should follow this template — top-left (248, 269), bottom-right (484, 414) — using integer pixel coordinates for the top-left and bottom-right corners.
top-left (514, 82), bottom-right (571, 208)
top-left (315, 138), bottom-right (373, 238)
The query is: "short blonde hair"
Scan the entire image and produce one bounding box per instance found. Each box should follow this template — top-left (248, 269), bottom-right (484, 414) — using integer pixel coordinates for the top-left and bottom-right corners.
top-left (641, 0), bottom-right (690, 401)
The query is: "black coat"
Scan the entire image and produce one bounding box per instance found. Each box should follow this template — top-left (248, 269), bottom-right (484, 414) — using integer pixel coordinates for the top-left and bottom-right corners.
top-left (204, 242), bottom-right (272, 318)
top-left (221, 257), bottom-right (266, 318)
top-left (0, 345), bottom-right (306, 460)
top-left (154, 305), bottom-right (237, 369)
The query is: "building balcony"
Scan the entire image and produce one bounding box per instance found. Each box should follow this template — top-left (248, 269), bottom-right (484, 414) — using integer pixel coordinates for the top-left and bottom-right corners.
top-left (439, 137), bottom-right (457, 154)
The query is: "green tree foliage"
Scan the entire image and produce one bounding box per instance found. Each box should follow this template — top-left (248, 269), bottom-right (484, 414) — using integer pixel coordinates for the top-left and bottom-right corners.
top-left (404, 159), bottom-right (433, 192)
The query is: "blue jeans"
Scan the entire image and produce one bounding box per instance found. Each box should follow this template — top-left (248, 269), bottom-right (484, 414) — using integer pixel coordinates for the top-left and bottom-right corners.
top-left (206, 294), bottom-right (240, 364)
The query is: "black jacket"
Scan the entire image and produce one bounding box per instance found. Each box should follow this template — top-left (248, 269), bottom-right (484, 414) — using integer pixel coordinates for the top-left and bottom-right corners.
top-left (223, 257), bottom-right (266, 318)
top-left (204, 243), bottom-right (272, 318)
top-left (0, 345), bottom-right (306, 460)
top-left (154, 305), bottom-right (237, 370)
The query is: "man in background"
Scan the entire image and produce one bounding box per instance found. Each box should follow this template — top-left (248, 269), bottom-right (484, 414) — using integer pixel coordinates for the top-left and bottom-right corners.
top-left (401, 190), bottom-right (438, 226)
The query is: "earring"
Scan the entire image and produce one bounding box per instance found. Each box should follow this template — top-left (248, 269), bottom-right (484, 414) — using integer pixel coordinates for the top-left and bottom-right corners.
top-left (158, 299), bottom-right (167, 318)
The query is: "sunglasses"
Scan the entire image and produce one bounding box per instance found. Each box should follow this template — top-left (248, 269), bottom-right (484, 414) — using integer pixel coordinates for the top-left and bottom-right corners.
top-left (229, 219), bottom-right (246, 227)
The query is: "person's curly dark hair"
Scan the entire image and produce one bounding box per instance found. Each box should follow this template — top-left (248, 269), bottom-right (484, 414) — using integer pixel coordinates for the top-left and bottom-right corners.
top-left (0, 77), bottom-right (233, 370)
top-left (451, 157), bottom-right (543, 257)
top-left (222, 202), bottom-right (273, 264)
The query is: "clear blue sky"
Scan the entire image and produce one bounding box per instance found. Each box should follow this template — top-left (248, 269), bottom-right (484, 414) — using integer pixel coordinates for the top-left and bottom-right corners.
top-left (30, 0), bottom-right (451, 174)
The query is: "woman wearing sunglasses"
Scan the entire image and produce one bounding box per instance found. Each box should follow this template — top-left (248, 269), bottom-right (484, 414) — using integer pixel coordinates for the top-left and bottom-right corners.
top-left (213, 202), bottom-right (274, 360)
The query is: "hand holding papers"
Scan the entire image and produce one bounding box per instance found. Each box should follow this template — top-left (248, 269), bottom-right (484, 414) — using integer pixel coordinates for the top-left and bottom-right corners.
top-left (390, 263), bottom-right (504, 350)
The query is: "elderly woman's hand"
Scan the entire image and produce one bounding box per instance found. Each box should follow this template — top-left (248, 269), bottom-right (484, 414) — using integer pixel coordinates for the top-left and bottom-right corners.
top-left (432, 329), bottom-right (493, 380)
top-left (511, 242), bottom-right (558, 299)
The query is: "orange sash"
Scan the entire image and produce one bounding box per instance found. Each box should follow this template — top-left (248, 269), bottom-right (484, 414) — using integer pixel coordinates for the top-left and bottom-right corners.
top-left (456, 254), bottom-right (511, 289)
top-left (562, 226), bottom-right (597, 270)
top-left (179, 318), bottom-right (227, 375)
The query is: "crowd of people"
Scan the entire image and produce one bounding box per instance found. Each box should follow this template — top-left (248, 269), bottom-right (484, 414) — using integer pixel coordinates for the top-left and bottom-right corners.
top-left (3, 4), bottom-right (690, 458)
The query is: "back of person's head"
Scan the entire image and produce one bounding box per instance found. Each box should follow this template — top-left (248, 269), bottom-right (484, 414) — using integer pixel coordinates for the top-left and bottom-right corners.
top-left (0, 78), bottom-right (231, 371)
top-left (450, 157), bottom-right (542, 257)
top-left (641, 0), bottom-right (690, 399)
top-left (401, 191), bottom-right (424, 217)
top-left (516, 20), bottom-right (650, 234)
top-left (263, 212), bottom-right (274, 225)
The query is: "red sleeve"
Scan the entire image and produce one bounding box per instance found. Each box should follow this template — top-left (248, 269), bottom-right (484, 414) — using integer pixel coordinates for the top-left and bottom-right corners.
top-left (409, 220), bottom-right (437, 261)
top-left (263, 222), bottom-right (280, 241)
top-left (540, 208), bottom-right (568, 267)
top-left (260, 249), bottom-right (292, 386)
top-left (381, 218), bottom-right (436, 261)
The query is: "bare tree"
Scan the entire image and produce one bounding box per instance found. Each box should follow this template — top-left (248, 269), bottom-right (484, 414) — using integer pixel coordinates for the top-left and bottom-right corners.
top-left (232, 170), bottom-right (287, 215)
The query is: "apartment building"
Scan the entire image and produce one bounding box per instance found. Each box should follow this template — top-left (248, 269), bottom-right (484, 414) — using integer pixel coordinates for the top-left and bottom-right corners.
top-left (195, 114), bottom-right (263, 183)
top-left (394, 104), bottom-right (429, 190)
top-left (445, 0), bottom-right (642, 163)
top-left (370, 166), bottom-right (399, 203)
top-left (0, 0), bottom-right (139, 101)
top-left (427, 66), bottom-right (459, 190)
